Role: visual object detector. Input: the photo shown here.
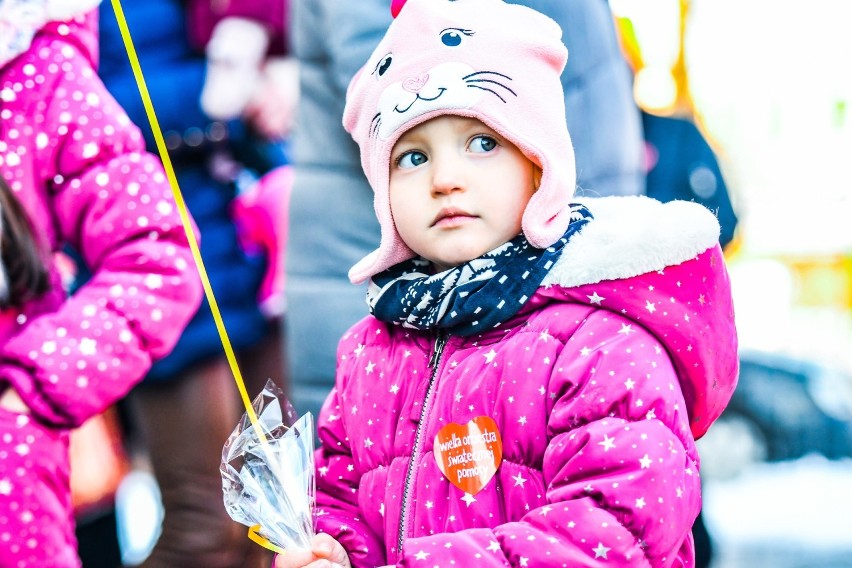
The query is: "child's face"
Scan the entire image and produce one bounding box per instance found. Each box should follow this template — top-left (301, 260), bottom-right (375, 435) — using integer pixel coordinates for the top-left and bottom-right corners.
top-left (389, 116), bottom-right (538, 272)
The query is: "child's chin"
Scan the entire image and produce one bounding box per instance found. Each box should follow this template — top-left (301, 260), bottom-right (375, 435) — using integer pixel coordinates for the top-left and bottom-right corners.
top-left (434, 250), bottom-right (488, 270)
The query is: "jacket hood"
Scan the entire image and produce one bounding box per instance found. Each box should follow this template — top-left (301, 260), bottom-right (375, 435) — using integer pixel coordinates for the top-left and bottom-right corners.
top-left (539, 196), bottom-right (739, 438)
top-left (40, 0), bottom-right (100, 66)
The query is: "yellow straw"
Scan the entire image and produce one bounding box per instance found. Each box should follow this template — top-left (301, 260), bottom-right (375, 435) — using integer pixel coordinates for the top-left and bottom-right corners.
top-left (109, 0), bottom-right (266, 442)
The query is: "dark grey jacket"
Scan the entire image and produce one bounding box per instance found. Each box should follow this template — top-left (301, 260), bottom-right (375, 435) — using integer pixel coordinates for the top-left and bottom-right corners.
top-left (285, 0), bottom-right (643, 417)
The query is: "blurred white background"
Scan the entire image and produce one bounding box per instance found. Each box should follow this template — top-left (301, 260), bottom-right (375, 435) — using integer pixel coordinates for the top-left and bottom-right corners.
top-left (612, 1), bottom-right (852, 566)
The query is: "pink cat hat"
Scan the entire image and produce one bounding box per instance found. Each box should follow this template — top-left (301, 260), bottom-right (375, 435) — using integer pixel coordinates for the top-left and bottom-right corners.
top-left (344, 0), bottom-right (577, 284)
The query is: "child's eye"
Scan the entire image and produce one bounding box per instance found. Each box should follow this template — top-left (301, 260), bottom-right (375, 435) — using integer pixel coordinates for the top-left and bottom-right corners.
top-left (397, 151), bottom-right (428, 169)
top-left (469, 136), bottom-right (497, 153)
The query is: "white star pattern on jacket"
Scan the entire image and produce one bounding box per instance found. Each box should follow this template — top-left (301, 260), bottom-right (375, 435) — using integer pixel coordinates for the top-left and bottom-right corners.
top-left (312, 200), bottom-right (737, 566)
top-left (594, 542), bottom-right (612, 558)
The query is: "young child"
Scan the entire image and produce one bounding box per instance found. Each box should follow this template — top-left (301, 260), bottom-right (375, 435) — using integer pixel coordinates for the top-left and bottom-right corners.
top-left (186, 0), bottom-right (297, 139)
top-left (0, 3), bottom-right (202, 566)
top-left (277, 0), bottom-right (738, 566)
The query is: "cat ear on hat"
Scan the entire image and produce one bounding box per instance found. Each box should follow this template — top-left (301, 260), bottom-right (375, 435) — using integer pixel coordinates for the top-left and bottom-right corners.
top-left (392, 0), bottom-right (482, 16)
top-left (391, 0), bottom-right (407, 18)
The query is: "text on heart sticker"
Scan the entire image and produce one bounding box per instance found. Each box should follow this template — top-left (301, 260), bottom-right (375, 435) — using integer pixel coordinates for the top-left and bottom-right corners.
top-left (433, 416), bottom-right (503, 495)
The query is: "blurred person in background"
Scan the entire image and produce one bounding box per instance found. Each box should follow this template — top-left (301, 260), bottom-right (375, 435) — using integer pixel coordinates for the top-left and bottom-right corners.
top-left (285, 0), bottom-right (645, 422)
top-left (98, 0), bottom-right (293, 565)
top-left (187, 0), bottom-right (296, 141)
top-left (0, 2), bottom-right (202, 566)
top-left (641, 112), bottom-right (738, 249)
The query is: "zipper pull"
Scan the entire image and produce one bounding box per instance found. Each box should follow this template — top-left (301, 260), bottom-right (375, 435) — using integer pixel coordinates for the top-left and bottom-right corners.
top-left (428, 333), bottom-right (448, 368)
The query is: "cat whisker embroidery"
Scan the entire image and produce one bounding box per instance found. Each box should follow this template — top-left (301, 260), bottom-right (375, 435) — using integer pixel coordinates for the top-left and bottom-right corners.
top-left (370, 112), bottom-right (382, 139)
top-left (463, 70), bottom-right (516, 103)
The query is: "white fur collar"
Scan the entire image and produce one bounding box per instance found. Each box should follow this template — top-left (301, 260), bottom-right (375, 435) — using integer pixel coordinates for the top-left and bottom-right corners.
top-left (542, 196), bottom-right (721, 288)
top-left (46, 0), bottom-right (101, 22)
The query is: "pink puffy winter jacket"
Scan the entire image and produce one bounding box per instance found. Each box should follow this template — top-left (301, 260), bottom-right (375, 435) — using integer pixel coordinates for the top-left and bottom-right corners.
top-left (0, 12), bottom-right (202, 567)
top-left (314, 197), bottom-right (738, 568)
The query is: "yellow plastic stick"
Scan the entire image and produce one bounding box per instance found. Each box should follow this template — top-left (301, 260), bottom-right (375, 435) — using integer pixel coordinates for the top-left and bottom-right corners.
top-left (248, 525), bottom-right (287, 554)
top-left (109, 0), bottom-right (267, 444)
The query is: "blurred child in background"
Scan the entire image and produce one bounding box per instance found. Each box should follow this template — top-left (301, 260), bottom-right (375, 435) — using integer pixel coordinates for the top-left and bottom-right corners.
top-left (0, 2), bottom-right (202, 566)
top-left (98, 1), bottom-right (292, 565)
top-left (186, 0), bottom-right (294, 319)
top-left (187, 0), bottom-right (297, 140)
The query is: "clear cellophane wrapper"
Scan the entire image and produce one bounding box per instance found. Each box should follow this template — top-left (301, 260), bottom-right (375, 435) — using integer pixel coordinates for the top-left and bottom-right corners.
top-left (221, 379), bottom-right (315, 552)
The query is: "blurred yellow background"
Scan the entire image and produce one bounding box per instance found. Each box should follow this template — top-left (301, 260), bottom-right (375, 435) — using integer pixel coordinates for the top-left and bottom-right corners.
top-left (613, 0), bottom-right (852, 373)
top-left (612, 2), bottom-right (852, 566)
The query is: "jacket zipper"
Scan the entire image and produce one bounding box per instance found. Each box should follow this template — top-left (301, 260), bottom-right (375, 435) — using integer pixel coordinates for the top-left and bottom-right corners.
top-left (397, 332), bottom-right (448, 556)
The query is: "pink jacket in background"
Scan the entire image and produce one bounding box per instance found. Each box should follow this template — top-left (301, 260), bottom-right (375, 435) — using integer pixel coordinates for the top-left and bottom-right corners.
top-left (0, 15), bottom-right (201, 428)
top-left (231, 165), bottom-right (292, 319)
top-left (186, 0), bottom-right (288, 54)
top-left (0, 12), bottom-right (202, 567)
top-left (314, 198), bottom-right (738, 567)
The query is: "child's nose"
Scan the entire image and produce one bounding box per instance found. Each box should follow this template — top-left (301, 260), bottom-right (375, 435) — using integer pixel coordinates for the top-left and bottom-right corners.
top-left (431, 157), bottom-right (465, 195)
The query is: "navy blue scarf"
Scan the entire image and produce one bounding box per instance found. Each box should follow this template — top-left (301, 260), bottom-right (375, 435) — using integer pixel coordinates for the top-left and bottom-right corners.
top-left (367, 204), bottom-right (592, 336)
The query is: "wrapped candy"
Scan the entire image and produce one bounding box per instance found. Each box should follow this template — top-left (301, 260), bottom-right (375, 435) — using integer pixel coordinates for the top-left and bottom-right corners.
top-left (221, 380), bottom-right (315, 553)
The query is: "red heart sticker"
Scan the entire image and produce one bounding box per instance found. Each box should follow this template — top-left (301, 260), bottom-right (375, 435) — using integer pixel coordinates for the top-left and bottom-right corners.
top-left (433, 416), bottom-right (503, 495)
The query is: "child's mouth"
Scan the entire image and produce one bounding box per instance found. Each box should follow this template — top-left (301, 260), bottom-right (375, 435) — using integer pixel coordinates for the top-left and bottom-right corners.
top-left (432, 208), bottom-right (476, 228)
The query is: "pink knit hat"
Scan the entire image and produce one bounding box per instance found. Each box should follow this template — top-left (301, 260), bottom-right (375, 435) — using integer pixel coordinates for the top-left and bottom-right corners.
top-left (344, 0), bottom-right (576, 284)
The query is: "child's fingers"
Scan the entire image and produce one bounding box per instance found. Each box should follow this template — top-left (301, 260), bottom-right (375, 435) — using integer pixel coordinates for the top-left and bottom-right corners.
top-left (304, 561), bottom-right (345, 568)
top-left (273, 548), bottom-right (318, 568)
top-left (311, 533), bottom-right (350, 566)
top-left (310, 533), bottom-right (338, 557)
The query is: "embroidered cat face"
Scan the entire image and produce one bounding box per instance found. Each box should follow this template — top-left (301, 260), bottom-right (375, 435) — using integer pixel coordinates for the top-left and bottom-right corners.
top-left (345, 0), bottom-right (578, 284)
top-left (373, 61), bottom-right (494, 140)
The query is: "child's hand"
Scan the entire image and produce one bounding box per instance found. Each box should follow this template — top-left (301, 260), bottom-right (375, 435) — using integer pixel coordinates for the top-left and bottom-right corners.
top-left (0, 387), bottom-right (29, 414)
top-left (274, 533), bottom-right (351, 568)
